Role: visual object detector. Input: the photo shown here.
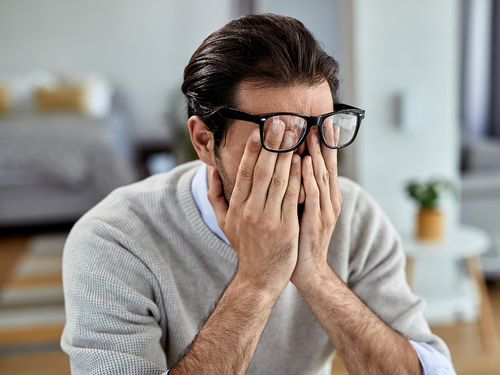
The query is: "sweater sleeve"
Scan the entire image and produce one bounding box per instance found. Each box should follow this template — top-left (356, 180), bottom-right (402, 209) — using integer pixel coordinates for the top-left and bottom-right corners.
top-left (60, 218), bottom-right (168, 374)
top-left (346, 184), bottom-right (453, 362)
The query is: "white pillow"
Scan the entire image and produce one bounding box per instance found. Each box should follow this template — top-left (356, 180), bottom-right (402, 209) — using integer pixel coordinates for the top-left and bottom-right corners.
top-left (0, 70), bottom-right (114, 118)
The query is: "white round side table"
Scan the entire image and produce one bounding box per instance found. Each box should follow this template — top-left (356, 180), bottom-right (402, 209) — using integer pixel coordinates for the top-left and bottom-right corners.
top-left (401, 224), bottom-right (498, 354)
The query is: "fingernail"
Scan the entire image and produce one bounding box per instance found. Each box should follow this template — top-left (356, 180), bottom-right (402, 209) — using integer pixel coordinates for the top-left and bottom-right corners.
top-left (292, 155), bottom-right (299, 164)
top-left (308, 156), bottom-right (312, 164)
top-left (283, 132), bottom-right (293, 145)
top-left (251, 130), bottom-right (260, 142)
top-left (314, 133), bottom-right (319, 143)
top-left (272, 117), bottom-right (282, 133)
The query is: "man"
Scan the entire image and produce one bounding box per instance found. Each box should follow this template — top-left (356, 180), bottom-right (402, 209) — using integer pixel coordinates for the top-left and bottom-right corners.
top-left (61, 13), bottom-right (456, 374)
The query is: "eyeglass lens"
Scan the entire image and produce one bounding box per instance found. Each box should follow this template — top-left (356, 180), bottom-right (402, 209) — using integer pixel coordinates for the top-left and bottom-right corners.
top-left (262, 113), bottom-right (358, 151)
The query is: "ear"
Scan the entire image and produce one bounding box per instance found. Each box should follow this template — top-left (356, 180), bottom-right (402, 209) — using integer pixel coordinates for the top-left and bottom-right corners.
top-left (187, 115), bottom-right (215, 167)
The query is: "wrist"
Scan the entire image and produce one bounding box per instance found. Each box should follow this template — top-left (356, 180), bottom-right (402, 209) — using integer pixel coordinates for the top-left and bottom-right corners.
top-left (232, 270), bottom-right (284, 304)
top-left (293, 264), bottom-right (336, 296)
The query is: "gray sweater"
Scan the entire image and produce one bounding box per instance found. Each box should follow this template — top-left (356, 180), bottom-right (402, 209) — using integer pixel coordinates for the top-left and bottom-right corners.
top-left (61, 159), bottom-right (451, 374)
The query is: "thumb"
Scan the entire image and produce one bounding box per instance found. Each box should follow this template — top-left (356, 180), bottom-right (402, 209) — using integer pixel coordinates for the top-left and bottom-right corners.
top-left (207, 168), bottom-right (228, 228)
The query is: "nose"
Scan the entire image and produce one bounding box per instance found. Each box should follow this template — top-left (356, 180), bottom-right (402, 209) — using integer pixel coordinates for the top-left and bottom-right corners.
top-left (293, 140), bottom-right (307, 157)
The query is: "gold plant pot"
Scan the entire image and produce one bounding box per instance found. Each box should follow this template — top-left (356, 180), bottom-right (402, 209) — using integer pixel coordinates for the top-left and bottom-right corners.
top-left (416, 207), bottom-right (444, 241)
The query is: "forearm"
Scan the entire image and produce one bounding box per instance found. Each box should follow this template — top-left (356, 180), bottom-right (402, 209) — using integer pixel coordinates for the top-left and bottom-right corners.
top-left (296, 266), bottom-right (421, 375)
top-left (169, 272), bottom-right (281, 375)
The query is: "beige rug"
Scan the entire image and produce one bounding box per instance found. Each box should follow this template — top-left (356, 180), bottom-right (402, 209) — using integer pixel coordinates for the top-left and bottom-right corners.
top-left (0, 233), bottom-right (68, 329)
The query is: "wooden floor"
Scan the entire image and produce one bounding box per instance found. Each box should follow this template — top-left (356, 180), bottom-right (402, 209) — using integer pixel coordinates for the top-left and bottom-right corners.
top-left (1, 233), bottom-right (500, 375)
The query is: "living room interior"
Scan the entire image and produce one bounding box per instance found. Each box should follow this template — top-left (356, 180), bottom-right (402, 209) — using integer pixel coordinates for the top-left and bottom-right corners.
top-left (1, 1), bottom-right (499, 374)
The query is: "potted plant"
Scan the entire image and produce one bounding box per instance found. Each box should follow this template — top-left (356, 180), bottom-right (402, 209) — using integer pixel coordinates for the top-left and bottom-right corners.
top-left (404, 177), bottom-right (458, 241)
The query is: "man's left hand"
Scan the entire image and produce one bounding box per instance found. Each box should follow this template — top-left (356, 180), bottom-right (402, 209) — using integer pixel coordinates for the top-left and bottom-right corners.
top-left (290, 123), bottom-right (342, 289)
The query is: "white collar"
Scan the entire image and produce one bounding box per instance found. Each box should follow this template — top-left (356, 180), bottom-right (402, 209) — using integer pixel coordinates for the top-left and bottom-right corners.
top-left (190, 162), bottom-right (231, 245)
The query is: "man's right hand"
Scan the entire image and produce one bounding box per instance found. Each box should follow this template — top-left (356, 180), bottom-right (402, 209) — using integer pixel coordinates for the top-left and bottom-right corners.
top-left (207, 124), bottom-right (302, 295)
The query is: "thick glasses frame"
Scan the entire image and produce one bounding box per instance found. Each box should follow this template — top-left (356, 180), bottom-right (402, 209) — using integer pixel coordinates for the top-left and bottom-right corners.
top-left (217, 103), bottom-right (365, 153)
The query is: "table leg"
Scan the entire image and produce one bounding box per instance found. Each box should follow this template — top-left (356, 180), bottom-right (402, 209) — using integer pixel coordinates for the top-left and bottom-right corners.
top-left (405, 256), bottom-right (416, 291)
top-left (465, 255), bottom-right (499, 354)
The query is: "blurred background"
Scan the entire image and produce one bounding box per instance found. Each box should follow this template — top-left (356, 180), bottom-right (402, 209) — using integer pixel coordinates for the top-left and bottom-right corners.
top-left (0, 0), bottom-right (499, 374)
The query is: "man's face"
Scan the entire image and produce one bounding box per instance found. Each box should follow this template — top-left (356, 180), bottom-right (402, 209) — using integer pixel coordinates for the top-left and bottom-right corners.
top-left (213, 80), bottom-right (334, 203)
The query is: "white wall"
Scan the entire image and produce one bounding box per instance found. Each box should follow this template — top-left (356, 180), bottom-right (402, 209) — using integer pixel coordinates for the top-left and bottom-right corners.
top-left (255, 0), bottom-right (461, 237)
top-left (254, 0), bottom-right (358, 180)
top-left (256, 0), bottom-right (464, 324)
top-left (6, 0), bottom-right (460, 236)
top-left (353, 0), bottom-right (461, 236)
top-left (0, 0), bottom-right (233, 133)
top-left (256, 0), bottom-right (342, 63)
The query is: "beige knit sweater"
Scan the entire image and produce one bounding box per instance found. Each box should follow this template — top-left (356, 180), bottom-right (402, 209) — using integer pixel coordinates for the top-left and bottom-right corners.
top-left (61, 159), bottom-right (450, 374)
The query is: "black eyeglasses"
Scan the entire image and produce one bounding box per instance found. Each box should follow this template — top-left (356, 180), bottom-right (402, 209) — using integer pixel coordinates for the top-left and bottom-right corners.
top-left (216, 103), bottom-right (365, 153)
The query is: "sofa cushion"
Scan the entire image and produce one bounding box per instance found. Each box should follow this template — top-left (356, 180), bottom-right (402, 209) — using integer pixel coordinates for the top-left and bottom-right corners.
top-left (462, 136), bottom-right (500, 171)
top-left (461, 170), bottom-right (500, 200)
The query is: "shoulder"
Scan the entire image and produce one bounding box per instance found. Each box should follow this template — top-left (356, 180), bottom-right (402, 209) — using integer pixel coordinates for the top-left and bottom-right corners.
top-left (336, 176), bottom-right (401, 268)
top-left (63, 160), bottom-right (203, 261)
top-left (76, 159), bottom-right (203, 226)
top-left (338, 179), bottom-right (404, 285)
top-left (337, 175), bottom-right (390, 226)
top-left (337, 175), bottom-right (379, 221)
top-left (95, 159), bottom-right (202, 209)
top-left (337, 175), bottom-right (361, 202)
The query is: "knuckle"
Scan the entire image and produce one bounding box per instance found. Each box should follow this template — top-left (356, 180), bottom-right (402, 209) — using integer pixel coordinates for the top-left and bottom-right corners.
top-left (239, 165), bottom-right (253, 180)
top-left (242, 207), bottom-right (256, 223)
top-left (309, 185), bottom-right (320, 198)
top-left (230, 200), bottom-right (241, 211)
top-left (270, 174), bottom-right (286, 190)
top-left (285, 186), bottom-right (298, 200)
top-left (327, 164), bottom-right (338, 177)
top-left (228, 204), bottom-right (239, 216)
top-left (254, 166), bottom-right (269, 182)
top-left (324, 213), bottom-right (335, 227)
top-left (321, 171), bottom-right (329, 185)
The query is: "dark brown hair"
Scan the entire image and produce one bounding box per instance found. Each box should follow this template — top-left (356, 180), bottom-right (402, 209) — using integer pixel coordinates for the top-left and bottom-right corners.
top-left (181, 13), bottom-right (340, 155)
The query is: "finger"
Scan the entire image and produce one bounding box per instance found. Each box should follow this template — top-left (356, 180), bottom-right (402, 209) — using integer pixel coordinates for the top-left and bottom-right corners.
top-left (299, 182), bottom-right (305, 204)
top-left (308, 129), bottom-right (331, 211)
top-left (301, 155), bottom-right (320, 216)
top-left (334, 124), bottom-right (340, 146)
top-left (282, 153), bottom-right (301, 221)
top-left (321, 119), bottom-right (341, 210)
top-left (334, 125), bottom-right (342, 207)
top-left (207, 168), bottom-right (228, 229)
top-left (265, 130), bottom-right (296, 215)
top-left (231, 129), bottom-right (262, 207)
top-left (248, 118), bottom-right (284, 210)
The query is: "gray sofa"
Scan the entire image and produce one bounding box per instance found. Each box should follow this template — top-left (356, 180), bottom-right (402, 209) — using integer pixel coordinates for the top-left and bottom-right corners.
top-left (460, 135), bottom-right (500, 280)
top-left (0, 94), bottom-right (138, 229)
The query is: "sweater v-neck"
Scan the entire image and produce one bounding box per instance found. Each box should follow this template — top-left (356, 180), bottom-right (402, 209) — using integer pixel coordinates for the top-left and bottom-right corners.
top-left (176, 160), bottom-right (237, 263)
